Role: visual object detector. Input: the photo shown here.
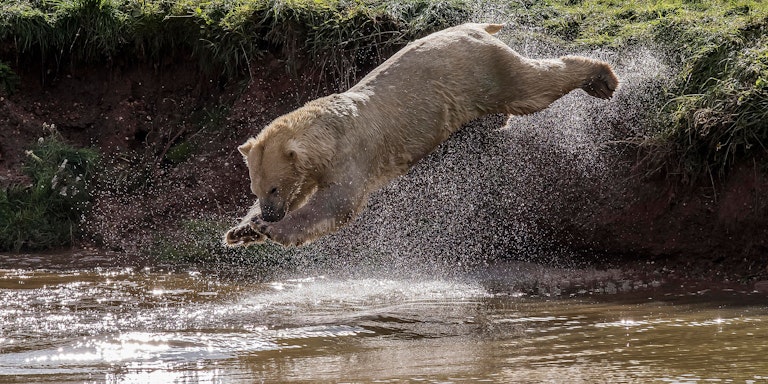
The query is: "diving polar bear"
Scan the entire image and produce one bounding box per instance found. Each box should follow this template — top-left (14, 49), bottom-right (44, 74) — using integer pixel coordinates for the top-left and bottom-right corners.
top-left (225, 23), bottom-right (619, 247)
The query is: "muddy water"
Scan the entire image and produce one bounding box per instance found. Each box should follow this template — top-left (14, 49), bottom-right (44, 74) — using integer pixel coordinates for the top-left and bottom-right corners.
top-left (1, 254), bottom-right (767, 383)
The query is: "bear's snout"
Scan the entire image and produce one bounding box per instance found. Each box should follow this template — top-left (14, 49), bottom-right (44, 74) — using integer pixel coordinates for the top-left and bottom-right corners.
top-left (260, 199), bottom-right (286, 222)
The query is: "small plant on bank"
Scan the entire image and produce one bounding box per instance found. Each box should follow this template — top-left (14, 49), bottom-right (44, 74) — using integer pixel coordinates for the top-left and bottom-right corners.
top-left (0, 124), bottom-right (99, 251)
top-left (661, 20), bottom-right (768, 179)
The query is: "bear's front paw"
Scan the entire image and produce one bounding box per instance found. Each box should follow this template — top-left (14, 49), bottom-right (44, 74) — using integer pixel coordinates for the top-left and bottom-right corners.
top-left (223, 223), bottom-right (266, 247)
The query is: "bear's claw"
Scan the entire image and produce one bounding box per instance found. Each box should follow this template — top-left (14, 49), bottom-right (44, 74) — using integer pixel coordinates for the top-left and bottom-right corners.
top-left (582, 77), bottom-right (609, 99)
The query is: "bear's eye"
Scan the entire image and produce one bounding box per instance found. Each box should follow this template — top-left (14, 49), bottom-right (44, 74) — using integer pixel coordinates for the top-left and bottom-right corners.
top-left (269, 187), bottom-right (278, 195)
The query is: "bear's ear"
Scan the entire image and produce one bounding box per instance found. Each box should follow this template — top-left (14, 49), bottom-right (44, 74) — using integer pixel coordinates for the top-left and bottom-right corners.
top-left (285, 129), bottom-right (335, 173)
top-left (285, 138), bottom-right (308, 168)
top-left (238, 138), bottom-right (257, 157)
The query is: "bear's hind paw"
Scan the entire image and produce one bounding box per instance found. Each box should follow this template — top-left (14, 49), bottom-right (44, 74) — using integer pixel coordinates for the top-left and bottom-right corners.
top-left (582, 65), bottom-right (619, 100)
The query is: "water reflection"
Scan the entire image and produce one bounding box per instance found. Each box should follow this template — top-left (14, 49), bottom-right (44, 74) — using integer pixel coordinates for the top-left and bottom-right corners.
top-left (1, 260), bottom-right (768, 383)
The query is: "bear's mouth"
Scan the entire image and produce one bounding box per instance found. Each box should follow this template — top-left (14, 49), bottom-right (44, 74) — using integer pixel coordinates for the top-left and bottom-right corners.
top-left (260, 199), bottom-right (286, 222)
top-left (263, 209), bottom-right (282, 222)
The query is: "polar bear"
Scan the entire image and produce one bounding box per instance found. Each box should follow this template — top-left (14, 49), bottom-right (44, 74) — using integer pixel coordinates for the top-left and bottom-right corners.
top-left (225, 23), bottom-right (619, 247)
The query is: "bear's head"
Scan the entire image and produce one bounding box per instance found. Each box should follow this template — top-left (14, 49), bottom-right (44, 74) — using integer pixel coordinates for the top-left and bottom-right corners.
top-left (238, 106), bottom-right (336, 222)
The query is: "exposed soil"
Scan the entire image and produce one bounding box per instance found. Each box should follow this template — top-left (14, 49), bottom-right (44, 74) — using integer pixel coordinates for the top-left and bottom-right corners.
top-left (2, 55), bottom-right (767, 285)
top-left (581, 161), bottom-right (768, 283)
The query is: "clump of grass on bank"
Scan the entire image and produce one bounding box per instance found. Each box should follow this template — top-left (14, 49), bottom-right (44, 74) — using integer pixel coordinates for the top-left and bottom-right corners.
top-left (659, 19), bottom-right (768, 179)
top-left (0, 124), bottom-right (99, 252)
top-left (0, 0), bottom-right (470, 83)
top-left (505, 0), bottom-right (768, 181)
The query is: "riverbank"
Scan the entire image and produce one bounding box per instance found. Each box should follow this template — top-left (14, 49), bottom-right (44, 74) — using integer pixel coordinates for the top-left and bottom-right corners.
top-left (1, 0), bottom-right (767, 282)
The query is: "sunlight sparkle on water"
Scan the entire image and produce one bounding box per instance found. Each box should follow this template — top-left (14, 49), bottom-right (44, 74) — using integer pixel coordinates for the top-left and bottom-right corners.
top-left (26, 333), bottom-right (172, 363)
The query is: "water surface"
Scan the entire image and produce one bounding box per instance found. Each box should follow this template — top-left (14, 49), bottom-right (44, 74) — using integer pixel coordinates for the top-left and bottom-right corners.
top-left (1, 253), bottom-right (767, 383)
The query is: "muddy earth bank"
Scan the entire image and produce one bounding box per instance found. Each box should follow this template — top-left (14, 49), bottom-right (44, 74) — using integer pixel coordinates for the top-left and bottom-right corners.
top-left (1, 57), bottom-right (767, 284)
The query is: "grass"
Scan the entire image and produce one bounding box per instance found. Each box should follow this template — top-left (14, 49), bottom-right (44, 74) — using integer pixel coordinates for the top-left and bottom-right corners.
top-left (0, 124), bottom-right (99, 251)
top-left (660, 19), bottom-right (768, 179)
top-left (0, 0), bottom-right (470, 82)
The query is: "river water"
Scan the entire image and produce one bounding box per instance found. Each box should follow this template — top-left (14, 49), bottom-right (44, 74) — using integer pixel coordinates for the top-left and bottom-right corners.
top-left (1, 253), bottom-right (767, 383)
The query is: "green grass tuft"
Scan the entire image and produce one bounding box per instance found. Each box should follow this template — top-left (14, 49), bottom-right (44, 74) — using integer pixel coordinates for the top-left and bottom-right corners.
top-left (661, 19), bottom-right (768, 178)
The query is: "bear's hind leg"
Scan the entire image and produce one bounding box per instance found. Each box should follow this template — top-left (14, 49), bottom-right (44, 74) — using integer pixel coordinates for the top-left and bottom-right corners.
top-left (488, 54), bottom-right (619, 116)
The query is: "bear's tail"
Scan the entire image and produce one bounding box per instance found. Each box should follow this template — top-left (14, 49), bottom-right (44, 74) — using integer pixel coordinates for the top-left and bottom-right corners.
top-left (484, 24), bottom-right (504, 35)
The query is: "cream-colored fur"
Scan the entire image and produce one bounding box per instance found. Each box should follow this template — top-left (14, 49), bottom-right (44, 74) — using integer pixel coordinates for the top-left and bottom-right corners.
top-left (225, 23), bottom-right (619, 246)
